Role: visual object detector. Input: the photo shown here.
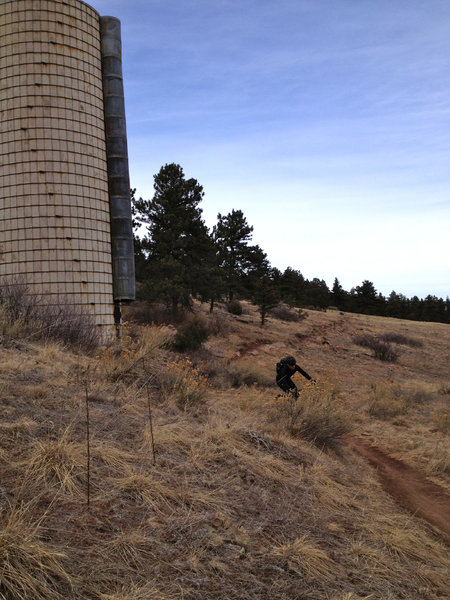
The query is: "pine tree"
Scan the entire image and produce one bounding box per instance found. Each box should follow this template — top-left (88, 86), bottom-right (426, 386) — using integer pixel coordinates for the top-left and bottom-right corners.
top-left (304, 278), bottom-right (330, 309)
top-left (277, 268), bottom-right (306, 307)
top-left (212, 209), bottom-right (255, 301)
top-left (354, 280), bottom-right (382, 315)
top-left (132, 164), bottom-right (211, 313)
top-left (252, 275), bottom-right (279, 326)
top-left (332, 277), bottom-right (346, 309)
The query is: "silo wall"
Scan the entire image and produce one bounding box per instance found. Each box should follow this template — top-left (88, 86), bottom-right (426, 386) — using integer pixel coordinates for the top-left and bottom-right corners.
top-left (0, 0), bottom-right (133, 336)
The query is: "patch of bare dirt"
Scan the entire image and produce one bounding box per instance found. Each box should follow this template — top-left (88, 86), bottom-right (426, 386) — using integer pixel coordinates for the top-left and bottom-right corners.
top-left (238, 338), bottom-right (272, 356)
top-left (345, 436), bottom-right (450, 540)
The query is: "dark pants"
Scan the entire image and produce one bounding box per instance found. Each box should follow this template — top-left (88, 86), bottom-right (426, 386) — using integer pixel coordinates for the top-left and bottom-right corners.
top-left (276, 377), bottom-right (298, 397)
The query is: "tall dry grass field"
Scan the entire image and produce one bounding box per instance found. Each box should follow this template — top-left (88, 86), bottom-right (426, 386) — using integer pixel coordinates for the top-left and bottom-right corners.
top-left (0, 300), bottom-right (448, 599)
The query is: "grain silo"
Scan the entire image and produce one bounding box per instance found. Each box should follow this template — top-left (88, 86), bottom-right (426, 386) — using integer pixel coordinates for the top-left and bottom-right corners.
top-left (0, 0), bottom-right (135, 338)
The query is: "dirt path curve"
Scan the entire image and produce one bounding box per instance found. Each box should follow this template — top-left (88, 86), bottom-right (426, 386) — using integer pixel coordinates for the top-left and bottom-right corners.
top-left (345, 436), bottom-right (450, 539)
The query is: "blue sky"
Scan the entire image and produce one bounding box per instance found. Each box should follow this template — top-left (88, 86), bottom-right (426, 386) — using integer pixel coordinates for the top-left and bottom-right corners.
top-left (93, 0), bottom-right (449, 298)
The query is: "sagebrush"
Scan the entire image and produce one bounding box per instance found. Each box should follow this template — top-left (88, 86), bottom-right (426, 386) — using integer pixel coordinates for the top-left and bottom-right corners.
top-left (267, 378), bottom-right (352, 447)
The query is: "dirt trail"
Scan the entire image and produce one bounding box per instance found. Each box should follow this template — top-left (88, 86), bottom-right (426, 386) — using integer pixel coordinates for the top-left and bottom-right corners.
top-left (345, 436), bottom-right (450, 539)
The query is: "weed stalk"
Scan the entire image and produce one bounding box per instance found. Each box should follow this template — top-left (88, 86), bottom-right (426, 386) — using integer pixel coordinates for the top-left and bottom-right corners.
top-left (85, 377), bottom-right (91, 510)
top-left (146, 384), bottom-right (156, 466)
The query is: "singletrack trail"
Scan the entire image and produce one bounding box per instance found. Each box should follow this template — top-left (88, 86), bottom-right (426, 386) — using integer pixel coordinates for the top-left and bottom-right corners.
top-left (345, 436), bottom-right (450, 539)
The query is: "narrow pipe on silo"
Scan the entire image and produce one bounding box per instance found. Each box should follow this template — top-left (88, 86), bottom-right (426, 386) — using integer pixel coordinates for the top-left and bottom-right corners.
top-left (100, 16), bottom-right (135, 302)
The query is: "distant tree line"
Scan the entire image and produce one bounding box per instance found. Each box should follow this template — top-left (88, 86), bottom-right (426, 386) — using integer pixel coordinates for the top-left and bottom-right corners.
top-left (132, 163), bottom-right (449, 325)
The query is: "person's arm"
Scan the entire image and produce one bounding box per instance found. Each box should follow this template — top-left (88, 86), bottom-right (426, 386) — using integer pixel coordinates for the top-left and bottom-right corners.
top-left (295, 364), bottom-right (312, 380)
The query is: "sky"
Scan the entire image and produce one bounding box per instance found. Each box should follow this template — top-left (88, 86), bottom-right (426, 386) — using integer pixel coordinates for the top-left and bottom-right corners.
top-left (92, 0), bottom-right (450, 299)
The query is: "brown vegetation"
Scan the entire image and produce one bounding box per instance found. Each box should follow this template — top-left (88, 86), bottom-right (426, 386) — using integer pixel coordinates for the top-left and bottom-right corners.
top-left (0, 300), bottom-right (449, 599)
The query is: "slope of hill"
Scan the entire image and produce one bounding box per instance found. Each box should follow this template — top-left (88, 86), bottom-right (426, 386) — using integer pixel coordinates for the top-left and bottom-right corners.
top-left (0, 302), bottom-right (449, 600)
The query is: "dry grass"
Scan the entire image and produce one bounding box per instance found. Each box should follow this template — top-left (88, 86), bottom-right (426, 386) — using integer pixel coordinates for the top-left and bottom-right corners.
top-left (0, 303), bottom-right (27, 340)
top-left (17, 430), bottom-right (86, 498)
top-left (222, 359), bottom-right (275, 388)
top-left (267, 377), bottom-right (353, 447)
top-left (0, 417), bottom-right (37, 441)
top-left (0, 302), bottom-right (449, 599)
top-left (97, 325), bottom-right (173, 382)
top-left (0, 504), bottom-right (71, 600)
top-left (91, 442), bottom-right (137, 476)
top-left (271, 534), bottom-right (335, 582)
top-left (329, 595), bottom-right (374, 600)
top-left (98, 582), bottom-right (182, 600)
top-left (104, 530), bottom-right (156, 570)
top-left (435, 410), bottom-right (450, 435)
top-left (112, 466), bottom-right (224, 516)
top-left (367, 381), bottom-right (407, 419)
top-left (158, 357), bottom-right (209, 411)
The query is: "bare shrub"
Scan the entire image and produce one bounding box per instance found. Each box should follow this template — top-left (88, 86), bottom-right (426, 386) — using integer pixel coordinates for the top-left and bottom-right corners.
top-left (0, 277), bottom-right (40, 321)
top-left (227, 300), bottom-right (243, 315)
top-left (268, 378), bottom-right (352, 447)
top-left (352, 333), bottom-right (376, 349)
top-left (225, 361), bottom-right (274, 388)
top-left (34, 302), bottom-right (99, 352)
top-left (297, 307), bottom-right (308, 321)
top-left (171, 315), bottom-right (209, 352)
top-left (0, 303), bottom-right (27, 339)
top-left (158, 357), bottom-right (208, 412)
top-left (0, 278), bottom-right (99, 351)
top-left (372, 341), bottom-right (399, 362)
top-left (434, 411), bottom-right (450, 435)
top-left (353, 334), bottom-right (399, 362)
top-left (184, 351), bottom-right (227, 387)
top-left (269, 302), bottom-right (301, 322)
top-left (207, 312), bottom-right (230, 336)
top-left (122, 301), bottom-right (187, 326)
top-left (0, 279), bottom-right (39, 342)
top-left (367, 382), bottom-right (407, 419)
top-left (379, 332), bottom-right (423, 347)
top-left (409, 390), bottom-right (434, 405)
top-left (189, 355), bottom-right (259, 390)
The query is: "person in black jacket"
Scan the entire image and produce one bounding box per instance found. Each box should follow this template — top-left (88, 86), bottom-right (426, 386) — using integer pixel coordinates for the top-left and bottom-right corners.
top-left (276, 355), bottom-right (314, 397)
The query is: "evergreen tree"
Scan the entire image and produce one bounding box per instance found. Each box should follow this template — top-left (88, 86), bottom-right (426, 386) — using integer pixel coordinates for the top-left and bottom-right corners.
top-left (422, 295), bottom-right (446, 322)
top-left (386, 291), bottom-right (404, 318)
top-left (132, 163), bottom-right (210, 313)
top-left (252, 274), bottom-right (279, 326)
top-left (277, 268), bottom-right (306, 306)
top-left (353, 280), bottom-right (380, 315)
top-left (131, 172), bottom-right (449, 326)
top-left (212, 209), bottom-right (255, 301)
top-left (197, 232), bottom-right (225, 312)
top-left (331, 277), bottom-right (347, 310)
top-left (304, 278), bottom-right (330, 309)
top-left (407, 295), bottom-right (423, 321)
top-left (242, 244), bottom-right (271, 291)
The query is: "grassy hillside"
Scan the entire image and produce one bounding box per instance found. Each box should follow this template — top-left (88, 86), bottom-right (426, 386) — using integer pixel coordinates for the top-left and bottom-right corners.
top-left (0, 301), bottom-right (449, 600)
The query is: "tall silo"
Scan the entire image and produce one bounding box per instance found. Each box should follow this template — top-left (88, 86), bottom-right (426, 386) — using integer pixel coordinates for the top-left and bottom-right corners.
top-left (0, 0), bottom-right (135, 338)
